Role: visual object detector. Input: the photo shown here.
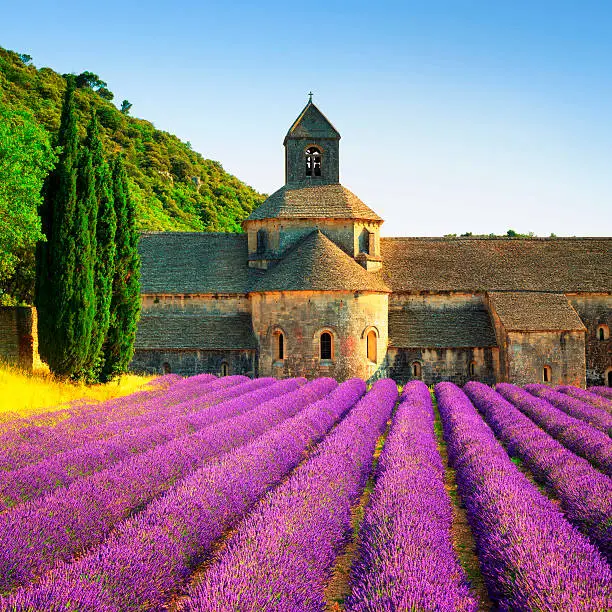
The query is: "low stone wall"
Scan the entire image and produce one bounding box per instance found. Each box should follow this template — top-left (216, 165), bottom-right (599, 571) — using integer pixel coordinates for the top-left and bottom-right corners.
top-left (386, 346), bottom-right (499, 386)
top-left (130, 349), bottom-right (256, 377)
top-left (0, 307), bottom-right (40, 370)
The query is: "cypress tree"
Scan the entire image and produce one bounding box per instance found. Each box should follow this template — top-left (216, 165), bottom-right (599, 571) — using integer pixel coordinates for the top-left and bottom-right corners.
top-left (69, 144), bottom-right (97, 378)
top-left (84, 112), bottom-right (116, 378)
top-left (101, 155), bottom-right (140, 381)
top-left (35, 77), bottom-right (81, 375)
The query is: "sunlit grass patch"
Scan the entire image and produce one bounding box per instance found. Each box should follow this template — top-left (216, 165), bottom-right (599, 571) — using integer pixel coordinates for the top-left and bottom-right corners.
top-left (0, 361), bottom-right (155, 419)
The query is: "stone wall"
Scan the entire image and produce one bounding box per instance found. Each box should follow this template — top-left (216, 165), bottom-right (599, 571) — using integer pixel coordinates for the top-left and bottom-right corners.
top-left (246, 218), bottom-right (382, 269)
top-left (505, 330), bottom-right (586, 387)
top-left (130, 349), bottom-right (255, 377)
top-left (250, 290), bottom-right (388, 381)
top-left (567, 294), bottom-right (612, 386)
top-left (285, 137), bottom-right (339, 184)
top-left (386, 346), bottom-right (499, 386)
top-left (0, 307), bottom-right (40, 370)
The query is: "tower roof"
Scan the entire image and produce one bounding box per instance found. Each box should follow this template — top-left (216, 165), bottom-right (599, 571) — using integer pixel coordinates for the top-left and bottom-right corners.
top-left (249, 230), bottom-right (390, 293)
top-left (284, 100), bottom-right (340, 144)
top-left (246, 183), bottom-right (383, 222)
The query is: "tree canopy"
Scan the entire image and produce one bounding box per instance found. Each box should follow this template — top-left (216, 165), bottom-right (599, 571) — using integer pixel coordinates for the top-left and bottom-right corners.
top-left (0, 100), bottom-right (56, 303)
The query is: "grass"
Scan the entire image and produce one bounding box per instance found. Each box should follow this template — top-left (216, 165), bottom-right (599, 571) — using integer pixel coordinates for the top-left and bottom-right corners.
top-left (0, 362), bottom-right (155, 420)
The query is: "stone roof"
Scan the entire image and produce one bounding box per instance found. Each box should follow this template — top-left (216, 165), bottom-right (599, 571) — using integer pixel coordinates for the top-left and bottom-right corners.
top-left (488, 292), bottom-right (586, 332)
top-left (250, 230), bottom-right (390, 293)
top-left (135, 313), bottom-right (257, 350)
top-left (389, 303), bottom-right (497, 348)
top-left (246, 183), bottom-right (383, 222)
top-left (381, 237), bottom-right (612, 293)
top-left (284, 101), bottom-right (340, 144)
top-left (139, 232), bottom-right (250, 294)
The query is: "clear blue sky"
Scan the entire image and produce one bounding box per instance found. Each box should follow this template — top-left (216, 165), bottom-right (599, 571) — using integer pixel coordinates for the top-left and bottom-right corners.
top-left (3, 1), bottom-right (611, 236)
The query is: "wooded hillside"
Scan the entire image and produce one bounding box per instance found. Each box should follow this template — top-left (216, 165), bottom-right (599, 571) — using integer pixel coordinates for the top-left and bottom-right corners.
top-left (0, 46), bottom-right (265, 233)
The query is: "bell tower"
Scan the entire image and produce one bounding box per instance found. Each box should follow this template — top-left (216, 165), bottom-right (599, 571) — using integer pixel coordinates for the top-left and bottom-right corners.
top-left (284, 94), bottom-right (341, 185)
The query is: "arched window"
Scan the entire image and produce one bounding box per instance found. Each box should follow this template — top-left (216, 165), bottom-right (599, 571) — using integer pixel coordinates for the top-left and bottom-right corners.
top-left (543, 365), bottom-right (552, 383)
top-left (275, 331), bottom-right (284, 361)
top-left (162, 362), bottom-right (171, 374)
top-left (597, 324), bottom-right (609, 341)
top-left (359, 228), bottom-right (371, 255)
top-left (607, 369), bottom-right (612, 388)
top-left (469, 361), bottom-right (476, 377)
top-left (305, 146), bottom-right (321, 177)
top-left (366, 330), bottom-right (377, 362)
top-left (220, 362), bottom-right (229, 377)
top-left (320, 332), bottom-right (332, 360)
top-left (412, 362), bottom-right (422, 379)
top-left (256, 229), bottom-right (267, 254)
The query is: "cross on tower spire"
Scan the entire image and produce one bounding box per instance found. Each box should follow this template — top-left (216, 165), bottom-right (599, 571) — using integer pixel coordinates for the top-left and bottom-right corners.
top-left (308, 91), bottom-right (313, 103)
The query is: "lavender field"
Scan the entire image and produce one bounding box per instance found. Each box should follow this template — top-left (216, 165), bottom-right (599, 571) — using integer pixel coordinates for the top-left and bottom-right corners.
top-left (0, 374), bottom-right (610, 611)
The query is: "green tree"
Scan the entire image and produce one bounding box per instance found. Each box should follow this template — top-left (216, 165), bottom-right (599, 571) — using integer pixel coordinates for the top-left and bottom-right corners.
top-left (75, 71), bottom-right (107, 90)
top-left (84, 112), bottom-right (116, 378)
top-left (36, 77), bottom-right (95, 378)
top-left (70, 144), bottom-right (97, 378)
top-left (0, 102), bottom-right (56, 302)
top-left (120, 99), bottom-right (132, 115)
top-left (102, 155), bottom-right (141, 381)
top-left (97, 87), bottom-right (114, 101)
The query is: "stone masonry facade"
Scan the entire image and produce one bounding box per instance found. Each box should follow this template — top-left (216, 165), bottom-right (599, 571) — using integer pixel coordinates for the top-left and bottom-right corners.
top-left (129, 100), bottom-right (611, 387)
top-left (3, 100), bottom-right (609, 386)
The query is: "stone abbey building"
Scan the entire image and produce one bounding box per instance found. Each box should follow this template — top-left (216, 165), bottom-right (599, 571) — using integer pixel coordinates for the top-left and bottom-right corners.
top-left (131, 100), bottom-right (612, 387)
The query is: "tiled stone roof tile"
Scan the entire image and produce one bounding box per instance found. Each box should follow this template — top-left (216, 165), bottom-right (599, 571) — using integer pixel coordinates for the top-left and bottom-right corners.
top-left (250, 230), bottom-right (390, 293)
top-left (246, 183), bottom-right (383, 222)
top-left (135, 313), bottom-right (256, 350)
top-left (389, 303), bottom-right (497, 348)
top-left (381, 237), bottom-right (612, 292)
top-left (488, 291), bottom-right (586, 331)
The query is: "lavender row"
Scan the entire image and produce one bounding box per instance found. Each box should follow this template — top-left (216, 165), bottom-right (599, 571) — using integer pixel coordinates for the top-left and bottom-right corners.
top-left (182, 378), bottom-right (398, 612)
top-left (0, 377), bottom-right (335, 593)
top-left (0, 377), bottom-right (277, 510)
top-left (0, 373), bottom-right (240, 472)
top-left (558, 385), bottom-right (612, 413)
top-left (590, 386), bottom-right (612, 400)
top-left (497, 383), bottom-right (612, 476)
top-left (3, 379), bottom-right (367, 611)
top-left (346, 381), bottom-right (477, 612)
top-left (526, 383), bottom-right (612, 434)
top-left (436, 382), bottom-right (611, 610)
top-left (465, 382), bottom-right (612, 563)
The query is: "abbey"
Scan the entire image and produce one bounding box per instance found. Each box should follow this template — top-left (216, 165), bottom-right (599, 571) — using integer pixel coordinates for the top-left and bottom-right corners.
top-left (131, 100), bottom-right (612, 387)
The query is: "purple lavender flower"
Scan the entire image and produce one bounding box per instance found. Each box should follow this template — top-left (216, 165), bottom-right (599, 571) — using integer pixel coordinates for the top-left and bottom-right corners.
top-left (0, 377), bottom-right (337, 593)
top-left (0, 374), bottom-right (243, 473)
top-left (558, 385), bottom-right (612, 413)
top-left (0, 377), bottom-right (277, 509)
top-left (180, 379), bottom-right (398, 612)
top-left (3, 379), bottom-right (365, 611)
top-left (497, 383), bottom-right (612, 476)
top-left (346, 380), bottom-right (477, 611)
top-left (465, 381), bottom-right (612, 563)
top-left (525, 384), bottom-right (612, 434)
top-left (436, 382), bottom-right (612, 611)
top-left (590, 386), bottom-right (612, 400)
